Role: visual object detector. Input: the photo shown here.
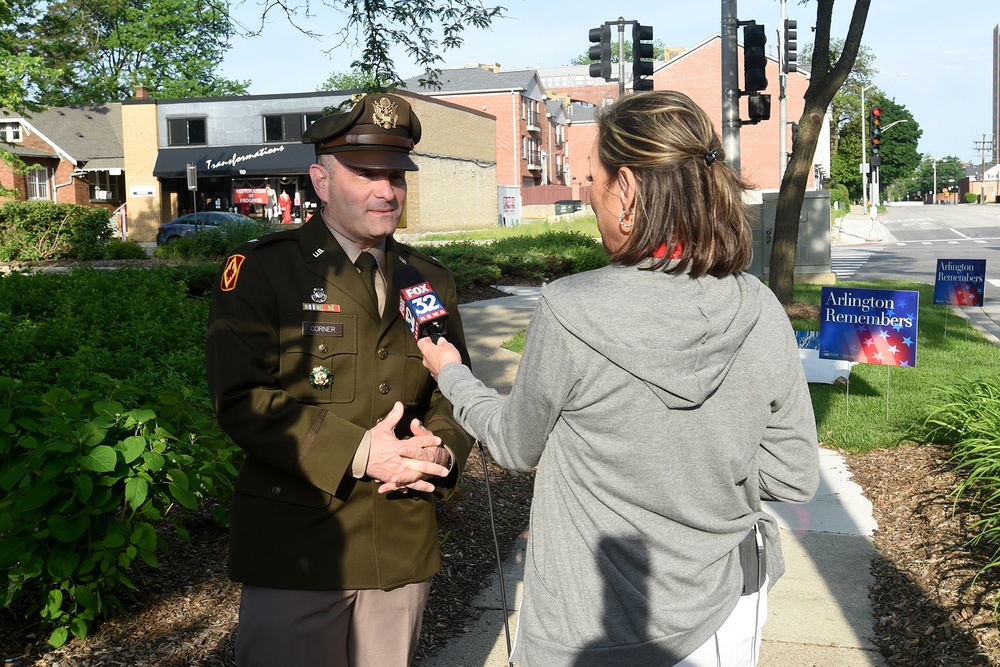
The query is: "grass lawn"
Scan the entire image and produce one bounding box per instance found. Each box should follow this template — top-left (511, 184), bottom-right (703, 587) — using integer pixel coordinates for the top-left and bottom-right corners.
top-left (503, 278), bottom-right (999, 455)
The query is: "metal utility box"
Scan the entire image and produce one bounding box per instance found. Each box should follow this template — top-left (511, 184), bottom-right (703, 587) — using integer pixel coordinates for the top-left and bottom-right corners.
top-left (748, 189), bottom-right (833, 283)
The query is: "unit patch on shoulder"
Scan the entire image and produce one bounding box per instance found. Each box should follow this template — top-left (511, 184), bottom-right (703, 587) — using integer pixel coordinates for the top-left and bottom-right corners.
top-left (221, 254), bottom-right (246, 292)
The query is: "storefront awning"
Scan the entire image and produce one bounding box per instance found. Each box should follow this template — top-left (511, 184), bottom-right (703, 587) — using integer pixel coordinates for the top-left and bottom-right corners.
top-left (152, 143), bottom-right (315, 178)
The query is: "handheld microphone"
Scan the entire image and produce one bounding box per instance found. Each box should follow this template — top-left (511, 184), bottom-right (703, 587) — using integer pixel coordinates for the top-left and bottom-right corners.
top-left (398, 277), bottom-right (448, 342)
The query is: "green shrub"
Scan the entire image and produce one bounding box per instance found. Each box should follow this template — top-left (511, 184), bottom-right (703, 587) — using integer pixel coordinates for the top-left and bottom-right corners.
top-left (420, 231), bottom-right (607, 287)
top-left (0, 201), bottom-right (113, 261)
top-left (965, 192), bottom-right (979, 204)
top-left (0, 266), bottom-right (238, 645)
top-left (103, 239), bottom-right (150, 260)
top-left (0, 374), bottom-right (238, 647)
top-left (152, 219), bottom-right (277, 262)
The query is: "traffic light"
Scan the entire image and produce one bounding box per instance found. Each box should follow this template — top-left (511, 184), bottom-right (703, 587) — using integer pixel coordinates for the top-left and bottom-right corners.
top-left (588, 24), bottom-right (612, 80)
top-left (870, 106), bottom-right (882, 166)
top-left (632, 23), bottom-right (654, 92)
top-left (783, 18), bottom-right (797, 73)
top-left (743, 23), bottom-right (768, 93)
top-left (748, 93), bottom-right (771, 123)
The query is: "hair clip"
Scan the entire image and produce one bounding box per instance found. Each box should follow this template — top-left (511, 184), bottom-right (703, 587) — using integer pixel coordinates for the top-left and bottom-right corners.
top-left (704, 148), bottom-right (723, 166)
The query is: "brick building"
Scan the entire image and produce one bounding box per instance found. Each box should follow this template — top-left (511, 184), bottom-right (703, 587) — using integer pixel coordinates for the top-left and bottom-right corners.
top-left (0, 105), bottom-right (126, 216)
top-left (403, 66), bottom-right (569, 190)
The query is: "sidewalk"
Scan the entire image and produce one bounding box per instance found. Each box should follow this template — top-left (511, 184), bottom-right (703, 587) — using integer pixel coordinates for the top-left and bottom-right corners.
top-left (421, 286), bottom-right (889, 666)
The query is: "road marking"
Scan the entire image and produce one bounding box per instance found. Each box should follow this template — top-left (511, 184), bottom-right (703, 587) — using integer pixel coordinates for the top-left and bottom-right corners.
top-left (949, 227), bottom-right (972, 239)
top-left (990, 279), bottom-right (1000, 288)
top-left (831, 248), bottom-right (880, 279)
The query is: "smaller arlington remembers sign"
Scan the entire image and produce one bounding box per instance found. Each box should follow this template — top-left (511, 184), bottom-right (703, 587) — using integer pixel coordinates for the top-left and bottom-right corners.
top-left (933, 259), bottom-right (986, 307)
top-left (819, 287), bottom-right (919, 367)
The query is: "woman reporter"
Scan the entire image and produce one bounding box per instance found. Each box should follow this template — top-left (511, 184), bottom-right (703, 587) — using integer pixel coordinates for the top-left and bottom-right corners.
top-left (415, 91), bottom-right (819, 667)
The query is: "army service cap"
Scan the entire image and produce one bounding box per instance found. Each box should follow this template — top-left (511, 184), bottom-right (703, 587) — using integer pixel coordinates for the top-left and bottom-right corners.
top-left (303, 93), bottom-right (422, 172)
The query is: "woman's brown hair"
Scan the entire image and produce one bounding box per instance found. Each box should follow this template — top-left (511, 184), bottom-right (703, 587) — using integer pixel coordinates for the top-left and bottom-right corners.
top-left (594, 90), bottom-right (754, 277)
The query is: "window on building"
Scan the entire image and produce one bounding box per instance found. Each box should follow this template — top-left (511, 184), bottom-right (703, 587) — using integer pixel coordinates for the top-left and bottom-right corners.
top-left (168, 118), bottom-right (207, 146)
top-left (0, 121), bottom-right (22, 142)
top-left (264, 113), bottom-right (322, 142)
top-left (521, 136), bottom-right (528, 159)
top-left (89, 171), bottom-right (120, 201)
top-left (26, 167), bottom-right (50, 200)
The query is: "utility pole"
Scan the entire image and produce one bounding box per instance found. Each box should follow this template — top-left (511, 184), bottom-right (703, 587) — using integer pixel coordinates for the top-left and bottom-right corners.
top-left (973, 134), bottom-right (995, 204)
top-left (721, 0), bottom-right (741, 173)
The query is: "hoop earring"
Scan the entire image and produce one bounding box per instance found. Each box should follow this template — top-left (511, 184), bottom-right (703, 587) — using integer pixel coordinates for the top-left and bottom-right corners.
top-left (618, 210), bottom-right (633, 230)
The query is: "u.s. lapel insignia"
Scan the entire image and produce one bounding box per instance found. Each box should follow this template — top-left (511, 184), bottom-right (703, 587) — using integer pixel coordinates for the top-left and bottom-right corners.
top-left (221, 254), bottom-right (245, 292)
top-left (309, 366), bottom-right (333, 389)
top-left (311, 288), bottom-right (328, 304)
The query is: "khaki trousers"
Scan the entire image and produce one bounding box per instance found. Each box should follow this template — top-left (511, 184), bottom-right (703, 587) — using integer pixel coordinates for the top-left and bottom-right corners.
top-left (235, 581), bottom-right (431, 667)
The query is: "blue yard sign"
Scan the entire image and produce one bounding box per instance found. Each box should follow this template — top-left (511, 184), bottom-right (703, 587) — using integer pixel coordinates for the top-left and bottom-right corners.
top-left (933, 259), bottom-right (986, 307)
top-left (819, 287), bottom-right (919, 367)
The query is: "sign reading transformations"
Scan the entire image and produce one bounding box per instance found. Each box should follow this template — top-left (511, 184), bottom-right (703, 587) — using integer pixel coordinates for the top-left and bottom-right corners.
top-left (933, 259), bottom-right (986, 307)
top-left (819, 287), bottom-right (919, 367)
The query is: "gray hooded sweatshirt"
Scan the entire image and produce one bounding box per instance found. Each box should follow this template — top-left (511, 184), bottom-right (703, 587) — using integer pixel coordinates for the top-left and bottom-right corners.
top-left (437, 263), bottom-right (819, 666)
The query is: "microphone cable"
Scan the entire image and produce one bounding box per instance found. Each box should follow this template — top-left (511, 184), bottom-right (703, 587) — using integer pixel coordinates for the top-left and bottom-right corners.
top-left (477, 439), bottom-right (514, 667)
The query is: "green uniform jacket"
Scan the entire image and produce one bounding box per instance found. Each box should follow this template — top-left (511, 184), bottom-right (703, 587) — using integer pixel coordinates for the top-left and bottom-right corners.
top-left (206, 217), bottom-right (473, 591)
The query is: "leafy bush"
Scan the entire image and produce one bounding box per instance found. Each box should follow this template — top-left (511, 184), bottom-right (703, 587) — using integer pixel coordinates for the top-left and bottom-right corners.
top-left (103, 239), bottom-right (150, 260)
top-left (0, 267), bottom-right (237, 645)
top-left (0, 374), bottom-right (238, 647)
top-left (421, 231), bottom-right (606, 287)
top-left (152, 218), bottom-right (277, 262)
top-left (0, 201), bottom-right (113, 261)
top-left (965, 192), bottom-right (979, 204)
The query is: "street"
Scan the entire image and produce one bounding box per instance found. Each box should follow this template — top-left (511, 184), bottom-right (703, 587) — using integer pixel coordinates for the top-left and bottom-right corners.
top-left (835, 205), bottom-right (1000, 287)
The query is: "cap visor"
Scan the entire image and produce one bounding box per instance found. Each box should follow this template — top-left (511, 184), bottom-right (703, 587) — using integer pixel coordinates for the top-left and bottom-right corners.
top-left (334, 150), bottom-right (419, 172)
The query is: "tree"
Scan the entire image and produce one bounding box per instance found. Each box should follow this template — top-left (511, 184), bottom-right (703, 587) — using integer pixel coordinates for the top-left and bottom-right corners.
top-left (830, 94), bottom-right (921, 201)
top-left (771, 0), bottom-right (871, 305)
top-left (17, 0), bottom-right (250, 106)
top-left (0, 0), bottom-right (60, 198)
top-left (800, 39), bottom-right (876, 156)
top-left (248, 0), bottom-right (506, 91)
top-left (318, 70), bottom-right (382, 93)
top-left (905, 155), bottom-right (965, 201)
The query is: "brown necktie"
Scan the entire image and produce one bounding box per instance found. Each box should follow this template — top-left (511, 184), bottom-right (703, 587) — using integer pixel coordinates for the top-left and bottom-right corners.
top-left (354, 252), bottom-right (380, 317)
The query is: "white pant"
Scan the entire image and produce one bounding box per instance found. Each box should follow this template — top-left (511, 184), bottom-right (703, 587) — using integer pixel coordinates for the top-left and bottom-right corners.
top-left (676, 578), bottom-right (769, 667)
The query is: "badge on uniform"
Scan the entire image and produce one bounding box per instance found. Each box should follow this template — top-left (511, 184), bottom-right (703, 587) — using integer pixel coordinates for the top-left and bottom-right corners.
top-left (309, 366), bottom-right (332, 389)
top-left (221, 254), bottom-right (246, 292)
top-left (311, 288), bottom-right (328, 303)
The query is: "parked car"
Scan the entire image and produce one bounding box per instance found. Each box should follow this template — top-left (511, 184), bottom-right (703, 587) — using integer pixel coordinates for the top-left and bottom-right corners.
top-left (155, 211), bottom-right (256, 245)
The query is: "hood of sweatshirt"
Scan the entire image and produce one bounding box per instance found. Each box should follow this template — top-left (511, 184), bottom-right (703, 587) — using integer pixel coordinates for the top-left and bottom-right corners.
top-left (541, 264), bottom-right (763, 409)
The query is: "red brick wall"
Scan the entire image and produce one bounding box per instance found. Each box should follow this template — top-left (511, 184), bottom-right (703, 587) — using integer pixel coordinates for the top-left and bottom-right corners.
top-left (0, 129), bottom-right (103, 205)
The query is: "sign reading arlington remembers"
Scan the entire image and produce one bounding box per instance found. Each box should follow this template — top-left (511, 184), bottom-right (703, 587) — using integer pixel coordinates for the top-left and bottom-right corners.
top-left (819, 287), bottom-right (919, 367)
top-left (933, 259), bottom-right (986, 307)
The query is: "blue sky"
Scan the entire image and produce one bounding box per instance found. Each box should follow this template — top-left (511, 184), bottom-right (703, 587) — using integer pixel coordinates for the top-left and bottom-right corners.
top-left (219, 0), bottom-right (997, 162)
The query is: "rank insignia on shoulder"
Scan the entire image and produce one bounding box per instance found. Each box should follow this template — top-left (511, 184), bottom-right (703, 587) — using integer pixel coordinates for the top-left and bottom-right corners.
top-left (311, 288), bottom-right (328, 303)
top-left (303, 303), bottom-right (341, 312)
top-left (309, 366), bottom-right (332, 389)
top-left (221, 254), bottom-right (246, 292)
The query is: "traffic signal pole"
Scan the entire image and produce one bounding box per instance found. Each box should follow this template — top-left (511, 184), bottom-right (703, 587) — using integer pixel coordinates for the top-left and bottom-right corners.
top-left (721, 0), bottom-right (741, 173)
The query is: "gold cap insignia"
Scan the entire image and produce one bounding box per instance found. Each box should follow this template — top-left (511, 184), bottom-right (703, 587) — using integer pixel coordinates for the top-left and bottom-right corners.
top-left (371, 97), bottom-right (399, 129)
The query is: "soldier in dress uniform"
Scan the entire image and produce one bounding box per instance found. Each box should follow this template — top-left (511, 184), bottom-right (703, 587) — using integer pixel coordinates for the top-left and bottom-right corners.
top-left (206, 93), bottom-right (473, 667)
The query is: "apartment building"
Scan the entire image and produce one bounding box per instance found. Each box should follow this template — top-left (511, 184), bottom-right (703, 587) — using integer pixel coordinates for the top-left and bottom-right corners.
top-left (403, 66), bottom-right (569, 190)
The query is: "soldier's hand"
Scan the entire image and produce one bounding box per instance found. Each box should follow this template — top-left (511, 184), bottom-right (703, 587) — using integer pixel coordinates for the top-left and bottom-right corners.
top-left (368, 402), bottom-right (448, 494)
